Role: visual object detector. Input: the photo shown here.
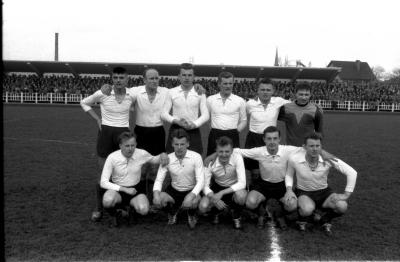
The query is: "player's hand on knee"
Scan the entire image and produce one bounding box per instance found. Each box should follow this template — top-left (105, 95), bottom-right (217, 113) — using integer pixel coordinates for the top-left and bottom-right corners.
top-left (100, 84), bottom-right (112, 95)
top-left (153, 192), bottom-right (162, 208)
top-left (182, 192), bottom-right (196, 208)
top-left (211, 192), bottom-right (223, 203)
top-left (214, 200), bottom-right (227, 210)
top-left (284, 190), bottom-right (297, 204)
top-left (121, 187), bottom-right (137, 196)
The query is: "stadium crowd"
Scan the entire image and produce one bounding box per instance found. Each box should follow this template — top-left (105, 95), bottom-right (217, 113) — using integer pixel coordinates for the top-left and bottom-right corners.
top-left (3, 74), bottom-right (400, 103)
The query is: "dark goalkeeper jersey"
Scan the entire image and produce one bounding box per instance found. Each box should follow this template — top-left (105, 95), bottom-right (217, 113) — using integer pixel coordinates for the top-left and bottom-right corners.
top-left (278, 101), bottom-right (323, 146)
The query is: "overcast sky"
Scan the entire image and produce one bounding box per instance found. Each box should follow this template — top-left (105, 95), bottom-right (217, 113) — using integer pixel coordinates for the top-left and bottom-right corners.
top-left (3, 0), bottom-right (400, 72)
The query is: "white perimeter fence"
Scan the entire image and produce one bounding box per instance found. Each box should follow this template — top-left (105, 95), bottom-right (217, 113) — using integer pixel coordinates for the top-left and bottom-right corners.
top-left (2, 92), bottom-right (400, 112)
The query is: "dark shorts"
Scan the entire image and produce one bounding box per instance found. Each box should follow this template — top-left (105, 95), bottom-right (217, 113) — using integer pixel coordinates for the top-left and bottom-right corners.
top-left (166, 124), bottom-right (203, 155)
top-left (119, 181), bottom-right (147, 206)
top-left (210, 181), bottom-right (235, 206)
top-left (97, 125), bottom-right (130, 158)
top-left (244, 131), bottom-right (264, 170)
top-left (296, 187), bottom-right (334, 208)
top-left (251, 180), bottom-right (286, 201)
top-left (207, 128), bottom-right (240, 156)
top-left (134, 125), bottom-right (166, 155)
top-left (165, 185), bottom-right (192, 208)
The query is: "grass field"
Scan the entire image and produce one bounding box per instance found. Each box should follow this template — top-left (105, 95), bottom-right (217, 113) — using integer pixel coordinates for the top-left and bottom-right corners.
top-left (3, 104), bottom-right (400, 261)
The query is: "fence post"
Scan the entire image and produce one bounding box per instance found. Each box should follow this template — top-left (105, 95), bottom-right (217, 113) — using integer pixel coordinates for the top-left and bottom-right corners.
top-left (35, 93), bottom-right (38, 104)
top-left (347, 101), bottom-right (351, 111)
top-left (65, 93), bottom-right (68, 104)
top-left (21, 92), bottom-right (24, 104)
top-left (6, 92), bottom-right (8, 103)
top-left (362, 101), bottom-right (365, 111)
top-left (50, 93), bottom-right (53, 104)
top-left (377, 102), bottom-right (379, 112)
top-left (392, 103), bottom-right (395, 112)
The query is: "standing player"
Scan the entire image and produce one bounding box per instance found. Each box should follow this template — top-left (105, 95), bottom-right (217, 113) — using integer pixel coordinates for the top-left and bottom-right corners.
top-left (199, 136), bottom-right (247, 229)
top-left (153, 129), bottom-right (205, 229)
top-left (100, 132), bottom-right (167, 227)
top-left (284, 132), bottom-right (357, 235)
top-left (206, 71), bottom-right (247, 156)
top-left (278, 82), bottom-right (324, 146)
top-left (80, 66), bottom-right (136, 222)
top-left (161, 63), bottom-right (209, 155)
top-left (245, 78), bottom-right (290, 185)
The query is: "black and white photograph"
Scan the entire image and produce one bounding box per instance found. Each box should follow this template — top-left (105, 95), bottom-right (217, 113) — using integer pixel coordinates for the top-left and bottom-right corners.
top-left (3, 0), bottom-right (400, 261)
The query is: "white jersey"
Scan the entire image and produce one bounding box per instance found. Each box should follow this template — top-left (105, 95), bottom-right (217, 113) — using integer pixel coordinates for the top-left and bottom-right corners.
top-left (80, 88), bottom-right (136, 127)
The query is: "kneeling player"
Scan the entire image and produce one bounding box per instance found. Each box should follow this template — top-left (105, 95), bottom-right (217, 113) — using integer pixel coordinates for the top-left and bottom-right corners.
top-left (284, 132), bottom-right (357, 235)
top-left (199, 136), bottom-right (247, 229)
top-left (100, 131), bottom-right (167, 227)
top-left (153, 129), bottom-right (205, 229)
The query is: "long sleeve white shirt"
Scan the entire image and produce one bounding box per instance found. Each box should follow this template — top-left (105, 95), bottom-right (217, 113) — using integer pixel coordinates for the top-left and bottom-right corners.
top-left (246, 97), bottom-right (290, 134)
top-left (100, 148), bottom-right (157, 191)
top-left (206, 93), bottom-right (247, 130)
top-left (80, 89), bottom-right (136, 127)
top-left (203, 152), bottom-right (246, 195)
top-left (128, 86), bottom-right (169, 127)
top-left (234, 145), bottom-right (301, 183)
top-left (161, 85), bottom-right (209, 128)
top-left (285, 151), bottom-right (357, 192)
top-left (153, 150), bottom-right (205, 195)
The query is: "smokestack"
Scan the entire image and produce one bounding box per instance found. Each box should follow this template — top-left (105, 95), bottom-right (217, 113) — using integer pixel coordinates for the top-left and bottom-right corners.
top-left (55, 32), bottom-right (59, 61)
top-left (356, 60), bottom-right (361, 72)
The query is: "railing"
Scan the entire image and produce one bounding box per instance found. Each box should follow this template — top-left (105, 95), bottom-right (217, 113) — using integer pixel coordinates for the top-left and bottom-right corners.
top-left (3, 92), bottom-right (400, 112)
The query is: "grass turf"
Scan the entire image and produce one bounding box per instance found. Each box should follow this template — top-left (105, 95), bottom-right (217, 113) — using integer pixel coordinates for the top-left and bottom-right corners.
top-left (3, 104), bottom-right (400, 261)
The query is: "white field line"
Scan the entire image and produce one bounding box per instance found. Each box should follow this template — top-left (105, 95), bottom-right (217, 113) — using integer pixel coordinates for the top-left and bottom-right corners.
top-left (4, 137), bottom-right (93, 146)
top-left (266, 221), bottom-right (282, 262)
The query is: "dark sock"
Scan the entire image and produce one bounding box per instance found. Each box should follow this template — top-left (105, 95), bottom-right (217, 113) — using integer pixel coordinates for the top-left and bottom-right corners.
top-left (96, 183), bottom-right (105, 211)
top-left (165, 202), bottom-right (178, 215)
top-left (258, 201), bottom-right (267, 217)
top-left (187, 209), bottom-right (196, 216)
top-left (231, 202), bottom-right (243, 219)
top-left (105, 207), bottom-right (117, 217)
top-left (320, 209), bottom-right (342, 224)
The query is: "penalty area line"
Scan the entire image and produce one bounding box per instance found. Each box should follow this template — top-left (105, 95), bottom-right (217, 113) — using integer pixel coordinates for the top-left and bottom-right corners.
top-left (4, 137), bottom-right (93, 146)
top-left (266, 221), bottom-right (282, 262)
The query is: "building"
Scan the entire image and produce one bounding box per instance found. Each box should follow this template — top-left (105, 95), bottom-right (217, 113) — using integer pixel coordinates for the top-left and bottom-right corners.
top-left (327, 60), bottom-right (375, 84)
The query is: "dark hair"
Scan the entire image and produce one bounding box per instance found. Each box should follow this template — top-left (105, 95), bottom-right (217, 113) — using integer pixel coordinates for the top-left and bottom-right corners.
top-left (218, 71), bottom-right (234, 84)
top-left (263, 126), bottom-right (281, 137)
top-left (304, 132), bottom-right (323, 144)
top-left (118, 131), bottom-right (136, 145)
top-left (256, 77), bottom-right (274, 89)
top-left (113, 66), bottom-right (127, 74)
top-left (143, 68), bottom-right (159, 78)
top-left (215, 136), bottom-right (233, 148)
top-left (295, 82), bottom-right (311, 92)
top-left (180, 63), bottom-right (194, 70)
top-left (171, 128), bottom-right (190, 142)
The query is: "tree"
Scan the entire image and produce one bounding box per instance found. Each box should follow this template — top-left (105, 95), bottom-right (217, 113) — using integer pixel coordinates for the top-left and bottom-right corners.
top-left (372, 65), bottom-right (387, 81)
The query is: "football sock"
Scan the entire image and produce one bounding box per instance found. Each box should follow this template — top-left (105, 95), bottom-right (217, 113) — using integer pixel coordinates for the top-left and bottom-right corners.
top-left (320, 209), bottom-right (342, 224)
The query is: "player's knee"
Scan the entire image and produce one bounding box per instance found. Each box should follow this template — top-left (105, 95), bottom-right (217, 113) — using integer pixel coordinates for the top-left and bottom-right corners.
top-left (198, 198), bottom-right (210, 214)
top-left (135, 204), bottom-right (149, 215)
top-left (298, 202), bottom-right (314, 217)
top-left (102, 194), bottom-right (116, 208)
top-left (334, 200), bottom-right (348, 214)
top-left (233, 190), bottom-right (247, 206)
top-left (246, 196), bottom-right (259, 210)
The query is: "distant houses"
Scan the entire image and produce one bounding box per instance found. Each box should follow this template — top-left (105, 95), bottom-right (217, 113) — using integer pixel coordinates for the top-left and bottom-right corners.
top-left (327, 60), bottom-right (375, 84)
